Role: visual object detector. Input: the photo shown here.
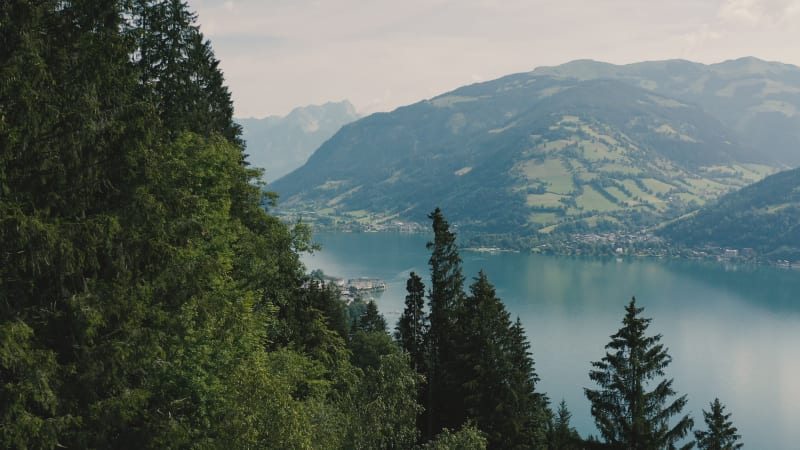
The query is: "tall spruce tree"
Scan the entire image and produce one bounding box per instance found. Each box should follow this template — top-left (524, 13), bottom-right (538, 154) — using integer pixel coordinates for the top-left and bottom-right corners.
top-left (548, 400), bottom-right (583, 450)
top-left (396, 271), bottom-right (428, 371)
top-left (458, 273), bottom-right (549, 449)
top-left (585, 297), bottom-right (694, 450)
top-left (694, 398), bottom-right (743, 450)
top-left (1, 1), bottom-right (159, 446)
top-left (505, 317), bottom-right (550, 448)
top-left (425, 207), bottom-right (467, 437)
top-left (358, 300), bottom-right (388, 333)
top-left (129, 0), bottom-right (242, 142)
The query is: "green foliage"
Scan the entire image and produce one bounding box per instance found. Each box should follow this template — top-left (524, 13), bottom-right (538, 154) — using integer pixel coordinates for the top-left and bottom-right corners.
top-left (347, 352), bottom-right (423, 449)
top-left (0, 1), bottom-right (347, 447)
top-left (0, 321), bottom-right (71, 450)
top-left (348, 331), bottom-right (397, 370)
top-left (357, 300), bottom-right (388, 333)
top-left (585, 298), bottom-right (694, 450)
top-left (402, 209), bottom-right (551, 448)
top-left (548, 400), bottom-right (583, 450)
top-left (420, 425), bottom-right (488, 450)
top-left (456, 274), bottom-right (549, 449)
top-left (426, 207), bottom-right (468, 436)
top-left (396, 271), bottom-right (428, 371)
top-left (694, 399), bottom-right (743, 450)
top-left (130, 0), bottom-right (242, 143)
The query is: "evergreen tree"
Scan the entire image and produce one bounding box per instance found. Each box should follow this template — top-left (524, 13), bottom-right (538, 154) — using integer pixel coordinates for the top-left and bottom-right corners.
top-left (585, 297), bottom-right (694, 450)
top-left (129, 0), bottom-right (242, 142)
top-left (421, 425), bottom-right (487, 450)
top-left (396, 271), bottom-right (428, 371)
top-left (426, 208), bottom-right (466, 339)
top-left (459, 273), bottom-right (548, 449)
top-left (425, 207), bottom-right (467, 437)
top-left (694, 398), bottom-right (743, 450)
top-left (548, 400), bottom-right (583, 450)
top-left (505, 317), bottom-right (550, 448)
top-left (358, 300), bottom-right (388, 333)
top-left (1, 1), bottom-right (159, 446)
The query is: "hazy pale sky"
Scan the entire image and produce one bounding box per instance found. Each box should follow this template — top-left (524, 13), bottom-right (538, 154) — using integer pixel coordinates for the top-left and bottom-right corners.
top-left (192, 0), bottom-right (800, 118)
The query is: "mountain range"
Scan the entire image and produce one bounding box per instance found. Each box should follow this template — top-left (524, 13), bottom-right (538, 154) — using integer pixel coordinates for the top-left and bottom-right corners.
top-left (270, 58), bottom-right (800, 241)
top-left (237, 100), bottom-right (359, 182)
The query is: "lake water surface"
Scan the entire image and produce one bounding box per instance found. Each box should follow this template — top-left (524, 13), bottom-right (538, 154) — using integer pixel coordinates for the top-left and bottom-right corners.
top-left (302, 232), bottom-right (800, 448)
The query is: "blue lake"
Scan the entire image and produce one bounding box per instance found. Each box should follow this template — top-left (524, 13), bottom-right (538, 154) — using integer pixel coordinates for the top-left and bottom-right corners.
top-left (302, 232), bottom-right (800, 448)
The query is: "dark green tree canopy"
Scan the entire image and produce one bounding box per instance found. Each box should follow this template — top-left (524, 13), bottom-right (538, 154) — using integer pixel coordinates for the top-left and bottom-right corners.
top-left (694, 398), bottom-right (743, 450)
top-left (358, 299), bottom-right (388, 334)
top-left (585, 297), bottom-right (694, 450)
top-left (548, 400), bottom-right (583, 450)
top-left (402, 209), bottom-right (550, 448)
top-left (0, 2), bottom-right (418, 448)
top-left (395, 271), bottom-right (428, 371)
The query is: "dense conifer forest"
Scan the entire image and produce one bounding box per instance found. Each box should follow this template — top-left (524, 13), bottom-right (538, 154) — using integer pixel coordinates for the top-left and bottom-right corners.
top-left (1, 2), bottom-right (742, 448)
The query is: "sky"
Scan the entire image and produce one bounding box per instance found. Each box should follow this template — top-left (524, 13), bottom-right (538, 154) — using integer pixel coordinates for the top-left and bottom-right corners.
top-left (191, 0), bottom-right (800, 119)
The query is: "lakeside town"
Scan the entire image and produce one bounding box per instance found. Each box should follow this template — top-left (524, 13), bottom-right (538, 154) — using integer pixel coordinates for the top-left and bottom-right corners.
top-left (306, 271), bottom-right (388, 304)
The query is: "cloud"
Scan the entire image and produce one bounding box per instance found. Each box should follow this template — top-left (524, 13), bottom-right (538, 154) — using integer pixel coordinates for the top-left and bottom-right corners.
top-left (718, 0), bottom-right (800, 26)
top-left (682, 25), bottom-right (724, 56)
top-left (188, 0), bottom-right (800, 117)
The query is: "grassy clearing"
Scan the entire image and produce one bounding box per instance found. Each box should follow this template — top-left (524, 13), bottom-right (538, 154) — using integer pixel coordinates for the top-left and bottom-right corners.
top-left (598, 163), bottom-right (641, 175)
top-left (605, 186), bottom-right (632, 204)
top-left (622, 179), bottom-right (666, 209)
top-left (519, 159), bottom-right (575, 194)
top-left (766, 203), bottom-right (795, 213)
top-left (528, 212), bottom-right (560, 225)
top-left (646, 94), bottom-right (686, 108)
top-left (430, 95), bottom-right (479, 107)
top-left (673, 192), bottom-right (703, 204)
top-left (576, 185), bottom-right (619, 212)
top-left (327, 186), bottom-right (362, 206)
top-left (526, 192), bottom-right (566, 208)
top-left (345, 209), bottom-right (370, 218)
top-left (683, 177), bottom-right (730, 197)
top-left (317, 179), bottom-right (349, 190)
top-left (580, 140), bottom-right (619, 162)
top-left (641, 178), bottom-right (676, 195)
top-left (653, 124), bottom-right (697, 142)
top-left (736, 163), bottom-right (777, 182)
top-left (536, 223), bottom-right (558, 234)
top-left (539, 139), bottom-right (574, 154)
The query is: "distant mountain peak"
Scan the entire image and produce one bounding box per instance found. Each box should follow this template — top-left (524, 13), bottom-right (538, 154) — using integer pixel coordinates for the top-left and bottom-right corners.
top-left (236, 101), bottom-right (359, 182)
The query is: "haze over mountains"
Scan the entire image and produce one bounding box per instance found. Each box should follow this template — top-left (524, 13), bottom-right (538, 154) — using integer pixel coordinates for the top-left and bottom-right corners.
top-left (271, 57), bottom-right (800, 239)
top-left (238, 100), bottom-right (358, 182)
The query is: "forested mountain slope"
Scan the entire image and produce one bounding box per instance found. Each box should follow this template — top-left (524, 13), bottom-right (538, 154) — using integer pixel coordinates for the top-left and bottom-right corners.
top-left (658, 167), bottom-right (800, 259)
top-left (272, 69), bottom-right (778, 235)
